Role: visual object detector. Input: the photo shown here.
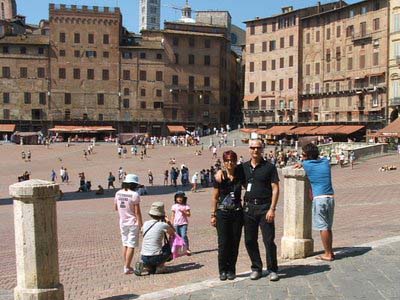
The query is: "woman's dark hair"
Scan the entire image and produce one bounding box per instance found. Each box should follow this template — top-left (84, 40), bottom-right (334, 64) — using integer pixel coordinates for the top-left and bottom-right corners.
top-left (222, 150), bottom-right (238, 162)
top-left (174, 191), bottom-right (187, 205)
top-left (302, 143), bottom-right (320, 160)
top-left (122, 182), bottom-right (139, 191)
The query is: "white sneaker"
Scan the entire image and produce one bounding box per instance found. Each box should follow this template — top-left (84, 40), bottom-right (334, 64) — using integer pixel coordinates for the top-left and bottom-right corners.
top-left (269, 272), bottom-right (279, 281)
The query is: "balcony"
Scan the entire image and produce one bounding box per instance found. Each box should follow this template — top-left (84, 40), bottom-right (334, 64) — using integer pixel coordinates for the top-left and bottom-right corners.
top-left (165, 85), bottom-right (188, 92)
top-left (396, 56), bottom-right (400, 65)
top-left (389, 97), bottom-right (400, 107)
top-left (352, 32), bottom-right (372, 42)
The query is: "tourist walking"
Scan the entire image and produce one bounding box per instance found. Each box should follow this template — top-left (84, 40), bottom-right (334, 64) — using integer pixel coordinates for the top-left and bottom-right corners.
top-left (108, 172), bottom-right (116, 189)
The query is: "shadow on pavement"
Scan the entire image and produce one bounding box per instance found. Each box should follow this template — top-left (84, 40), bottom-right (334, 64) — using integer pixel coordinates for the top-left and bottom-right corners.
top-left (98, 294), bottom-right (138, 300)
top-left (166, 262), bottom-right (204, 274)
top-left (313, 246), bottom-right (372, 261)
top-left (279, 264), bottom-right (331, 279)
top-left (191, 248), bottom-right (218, 255)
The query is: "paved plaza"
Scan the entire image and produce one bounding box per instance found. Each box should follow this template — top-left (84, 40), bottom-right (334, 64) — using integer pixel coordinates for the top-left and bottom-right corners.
top-left (0, 142), bottom-right (400, 300)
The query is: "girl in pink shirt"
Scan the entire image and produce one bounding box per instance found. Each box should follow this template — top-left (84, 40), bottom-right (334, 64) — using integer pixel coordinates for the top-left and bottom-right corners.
top-left (171, 191), bottom-right (191, 255)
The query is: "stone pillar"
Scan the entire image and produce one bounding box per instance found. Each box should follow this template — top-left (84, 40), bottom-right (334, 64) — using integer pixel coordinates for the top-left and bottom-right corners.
top-left (232, 139), bottom-right (236, 147)
top-left (281, 168), bottom-right (314, 259)
top-left (9, 179), bottom-right (64, 300)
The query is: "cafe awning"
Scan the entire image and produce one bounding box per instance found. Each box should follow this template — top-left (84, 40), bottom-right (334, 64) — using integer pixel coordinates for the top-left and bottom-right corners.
top-left (289, 126), bottom-right (319, 135)
top-left (335, 125), bottom-right (365, 135)
top-left (0, 124), bottom-right (16, 132)
top-left (167, 125), bottom-right (186, 133)
top-left (243, 95), bottom-right (258, 102)
top-left (240, 128), bottom-right (259, 133)
top-left (264, 126), bottom-right (296, 136)
top-left (48, 126), bottom-right (116, 133)
top-left (308, 125), bottom-right (344, 135)
top-left (375, 118), bottom-right (400, 137)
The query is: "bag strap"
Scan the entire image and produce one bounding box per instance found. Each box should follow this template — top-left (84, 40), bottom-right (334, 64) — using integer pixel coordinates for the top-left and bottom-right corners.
top-left (143, 220), bottom-right (158, 238)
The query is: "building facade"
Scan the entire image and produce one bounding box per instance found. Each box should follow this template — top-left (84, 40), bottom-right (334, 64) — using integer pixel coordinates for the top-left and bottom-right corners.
top-left (0, 0), bottom-right (16, 20)
top-left (389, 0), bottom-right (400, 120)
top-left (139, 0), bottom-right (161, 31)
top-left (0, 3), bottom-right (237, 135)
top-left (243, 0), bottom-right (390, 130)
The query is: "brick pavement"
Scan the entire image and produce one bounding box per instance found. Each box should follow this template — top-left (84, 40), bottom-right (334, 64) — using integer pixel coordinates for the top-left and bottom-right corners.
top-left (0, 143), bottom-right (400, 300)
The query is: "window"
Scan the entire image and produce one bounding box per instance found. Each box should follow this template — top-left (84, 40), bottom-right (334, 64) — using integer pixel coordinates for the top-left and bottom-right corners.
top-left (37, 67), bottom-right (45, 78)
top-left (262, 23), bottom-right (267, 33)
top-left (336, 26), bottom-right (341, 38)
top-left (261, 81), bottom-right (266, 92)
top-left (286, 56), bottom-right (292, 68)
top-left (38, 47), bottom-right (44, 55)
top-left (326, 49), bottom-right (331, 62)
top-left (204, 55), bottom-right (211, 66)
top-left (83, 113), bottom-right (88, 120)
top-left (3, 92), bottom-right (10, 103)
top-left (262, 41), bottom-right (267, 52)
top-left (327, 63), bottom-right (330, 73)
top-left (97, 94), bottom-right (104, 105)
top-left (271, 59), bottom-right (276, 70)
top-left (280, 37), bottom-right (285, 48)
top-left (64, 93), bottom-right (71, 105)
top-left (24, 92), bottom-right (31, 104)
top-left (188, 37), bottom-right (195, 47)
top-left (347, 57), bottom-right (353, 70)
top-left (373, 18), bottom-right (380, 31)
top-left (39, 93), bottom-right (46, 105)
top-left (98, 114), bottom-right (103, 121)
top-left (59, 49), bottom-right (65, 57)
top-left (188, 54), bottom-right (195, 65)
top-left (349, 9), bottom-right (355, 18)
top-left (156, 53), bottom-right (163, 59)
top-left (205, 39), bottom-right (211, 48)
top-left (280, 57), bottom-right (284, 68)
top-left (250, 25), bottom-right (255, 35)
top-left (74, 50), bottom-right (80, 58)
top-left (306, 64), bottom-right (310, 76)
top-left (123, 70), bottom-right (130, 80)
top-left (249, 82), bottom-right (254, 93)
top-left (174, 53), bottom-right (179, 64)
top-left (154, 102), bottom-right (163, 109)
top-left (102, 69), bottom-right (109, 80)
top-left (2, 66), bottom-right (10, 78)
top-left (325, 83), bottom-right (330, 92)
top-left (2, 46), bottom-right (9, 54)
top-left (73, 68), bottom-right (80, 79)
top-left (250, 44), bottom-right (254, 53)
top-left (359, 55), bottom-right (365, 68)
top-left (156, 71), bottom-right (163, 81)
top-left (204, 76), bottom-right (210, 87)
top-left (140, 52), bottom-right (146, 59)
top-left (103, 34), bottom-right (109, 44)
top-left (360, 22), bottom-right (367, 36)
top-left (336, 60), bottom-right (341, 71)
top-left (156, 89), bottom-right (162, 97)
top-left (172, 75), bottom-right (178, 85)
top-left (124, 88), bottom-right (130, 96)
top-left (103, 51), bottom-right (109, 58)
top-left (204, 95), bottom-right (210, 105)
top-left (316, 31), bottom-right (320, 42)
top-left (262, 60), bottom-right (267, 71)
top-left (173, 37), bottom-right (179, 46)
top-left (361, 6), bottom-right (367, 14)
top-left (394, 14), bottom-right (400, 32)
top-left (172, 108), bottom-right (178, 120)
top-left (315, 62), bottom-right (320, 75)
top-left (86, 51), bottom-right (96, 58)
top-left (64, 109), bottom-right (71, 120)
top-left (139, 70), bottom-right (146, 81)
top-left (3, 109), bottom-right (10, 119)
top-left (315, 82), bottom-right (320, 93)
top-left (59, 32), bottom-right (66, 43)
top-left (59, 68), bottom-right (66, 79)
top-left (306, 33), bottom-right (310, 44)
top-left (272, 22), bottom-right (276, 32)
top-left (346, 25), bottom-right (354, 37)
top-left (189, 76), bottom-right (195, 90)
top-left (269, 40), bottom-right (276, 51)
top-left (271, 81), bottom-right (275, 91)
top-left (88, 33), bottom-right (94, 44)
top-left (249, 62), bottom-right (254, 72)
top-left (373, 52), bottom-right (379, 66)
top-left (289, 35), bottom-right (294, 46)
top-left (123, 99), bottom-right (129, 108)
top-left (87, 69), bottom-right (94, 80)
top-left (74, 33), bottom-right (80, 43)
top-left (326, 28), bottom-right (331, 40)
top-left (172, 93), bottom-right (178, 103)
top-left (20, 67), bottom-right (27, 78)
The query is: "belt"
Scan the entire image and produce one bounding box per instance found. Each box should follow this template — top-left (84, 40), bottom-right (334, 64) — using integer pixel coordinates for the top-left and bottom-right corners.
top-left (313, 195), bottom-right (334, 200)
top-left (217, 204), bottom-right (242, 211)
top-left (244, 198), bottom-right (270, 205)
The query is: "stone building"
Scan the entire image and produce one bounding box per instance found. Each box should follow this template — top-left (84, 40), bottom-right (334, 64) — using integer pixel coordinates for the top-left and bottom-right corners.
top-left (388, 0), bottom-right (400, 121)
top-left (0, 3), bottom-right (237, 135)
top-left (139, 0), bottom-right (161, 31)
top-left (243, 0), bottom-right (390, 130)
top-left (0, 0), bottom-right (16, 20)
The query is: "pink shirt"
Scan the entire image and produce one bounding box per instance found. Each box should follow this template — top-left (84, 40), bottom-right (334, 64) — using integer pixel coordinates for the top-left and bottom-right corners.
top-left (171, 204), bottom-right (190, 226)
top-left (114, 189), bottom-right (141, 227)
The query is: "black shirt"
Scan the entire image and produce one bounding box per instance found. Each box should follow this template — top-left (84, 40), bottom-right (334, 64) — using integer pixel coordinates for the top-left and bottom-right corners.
top-left (213, 169), bottom-right (243, 207)
top-left (240, 159), bottom-right (279, 200)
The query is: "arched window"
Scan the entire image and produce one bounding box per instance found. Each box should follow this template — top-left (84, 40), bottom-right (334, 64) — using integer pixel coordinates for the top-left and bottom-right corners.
top-left (1, 3), bottom-right (5, 20)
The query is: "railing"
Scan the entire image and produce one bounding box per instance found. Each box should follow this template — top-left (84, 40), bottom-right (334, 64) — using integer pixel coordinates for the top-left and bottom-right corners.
top-left (389, 97), bottom-right (400, 106)
top-left (352, 32), bottom-right (372, 41)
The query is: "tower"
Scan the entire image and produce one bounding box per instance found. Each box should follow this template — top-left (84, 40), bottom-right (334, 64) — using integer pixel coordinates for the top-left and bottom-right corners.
top-left (139, 0), bottom-right (161, 31)
top-left (0, 0), bottom-right (16, 20)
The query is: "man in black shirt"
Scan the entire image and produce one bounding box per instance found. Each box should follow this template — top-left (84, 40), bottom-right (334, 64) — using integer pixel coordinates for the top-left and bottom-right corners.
top-left (242, 138), bottom-right (280, 281)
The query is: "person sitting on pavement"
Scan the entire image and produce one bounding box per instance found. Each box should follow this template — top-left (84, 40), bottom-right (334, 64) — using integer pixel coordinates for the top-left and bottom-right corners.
top-left (95, 185), bottom-right (104, 195)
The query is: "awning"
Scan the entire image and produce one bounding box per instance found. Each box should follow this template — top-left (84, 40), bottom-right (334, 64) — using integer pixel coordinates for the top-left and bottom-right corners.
top-left (335, 125), bottom-right (365, 135)
top-left (375, 118), bottom-right (400, 137)
top-left (289, 126), bottom-right (319, 135)
top-left (240, 128), bottom-right (259, 133)
top-left (167, 125), bottom-right (186, 133)
top-left (368, 72), bottom-right (385, 77)
top-left (308, 126), bottom-right (344, 135)
top-left (48, 126), bottom-right (116, 133)
top-left (243, 95), bottom-right (258, 102)
top-left (263, 126), bottom-right (296, 136)
top-left (0, 124), bottom-right (16, 132)
top-left (14, 131), bottom-right (39, 137)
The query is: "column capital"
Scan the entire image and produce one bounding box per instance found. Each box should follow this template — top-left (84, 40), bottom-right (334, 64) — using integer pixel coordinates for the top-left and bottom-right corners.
top-left (9, 179), bottom-right (59, 201)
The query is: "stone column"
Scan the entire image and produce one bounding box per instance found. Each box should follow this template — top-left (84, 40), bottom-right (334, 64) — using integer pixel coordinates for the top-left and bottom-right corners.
top-left (9, 179), bottom-right (64, 300)
top-left (281, 167), bottom-right (314, 259)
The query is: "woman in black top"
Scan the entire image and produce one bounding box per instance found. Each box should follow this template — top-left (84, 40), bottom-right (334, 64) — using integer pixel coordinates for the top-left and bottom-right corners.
top-left (211, 150), bottom-right (244, 281)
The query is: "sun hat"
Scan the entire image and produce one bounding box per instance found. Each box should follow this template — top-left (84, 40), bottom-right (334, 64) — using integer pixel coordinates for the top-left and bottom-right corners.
top-left (123, 174), bottom-right (143, 187)
top-left (148, 202), bottom-right (166, 217)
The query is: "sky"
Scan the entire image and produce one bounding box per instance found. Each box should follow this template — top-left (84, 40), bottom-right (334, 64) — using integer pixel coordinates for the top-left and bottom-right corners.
top-left (18, 0), bottom-right (359, 32)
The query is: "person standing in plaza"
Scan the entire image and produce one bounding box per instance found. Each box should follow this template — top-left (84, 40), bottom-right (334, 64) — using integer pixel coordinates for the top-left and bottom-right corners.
top-left (295, 143), bottom-right (335, 261)
top-left (171, 191), bottom-right (191, 256)
top-left (241, 139), bottom-right (280, 281)
top-left (114, 174), bottom-right (144, 274)
top-left (108, 172), bottom-right (116, 189)
top-left (211, 150), bottom-right (243, 281)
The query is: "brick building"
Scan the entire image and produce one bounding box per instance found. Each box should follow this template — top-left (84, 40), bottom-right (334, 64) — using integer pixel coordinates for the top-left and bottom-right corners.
top-left (243, 0), bottom-right (390, 130)
top-left (388, 0), bottom-right (400, 120)
top-left (0, 3), bottom-right (238, 135)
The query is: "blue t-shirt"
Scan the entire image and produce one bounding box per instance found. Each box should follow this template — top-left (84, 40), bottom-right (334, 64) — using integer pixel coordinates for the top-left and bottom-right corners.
top-left (303, 158), bottom-right (334, 197)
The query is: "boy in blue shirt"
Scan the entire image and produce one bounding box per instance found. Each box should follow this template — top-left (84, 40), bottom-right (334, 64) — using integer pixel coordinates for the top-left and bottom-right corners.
top-left (295, 143), bottom-right (335, 261)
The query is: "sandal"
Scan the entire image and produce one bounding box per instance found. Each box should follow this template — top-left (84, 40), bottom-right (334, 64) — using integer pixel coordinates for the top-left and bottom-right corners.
top-left (124, 267), bottom-right (134, 274)
top-left (315, 255), bottom-right (334, 262)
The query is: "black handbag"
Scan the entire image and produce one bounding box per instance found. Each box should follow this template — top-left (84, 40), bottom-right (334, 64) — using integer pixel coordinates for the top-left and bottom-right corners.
top-left (162, 233), bottom-right (172, 261)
